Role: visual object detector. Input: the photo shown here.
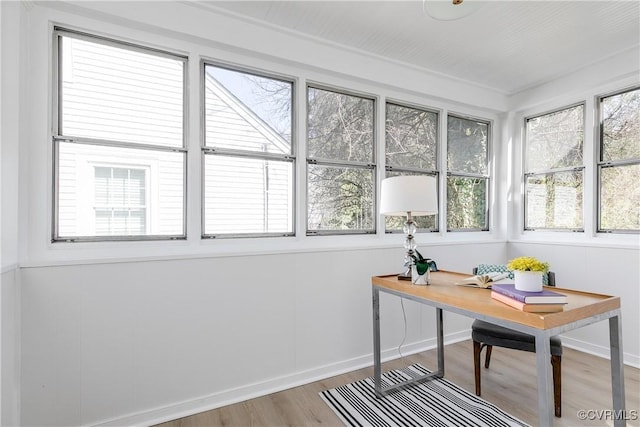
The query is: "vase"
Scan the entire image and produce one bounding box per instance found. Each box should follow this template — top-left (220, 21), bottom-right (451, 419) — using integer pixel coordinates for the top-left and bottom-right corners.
top-left (411, 265), bottom-right (430, 285)
top-left (514, 270), bottom-right (543, 292)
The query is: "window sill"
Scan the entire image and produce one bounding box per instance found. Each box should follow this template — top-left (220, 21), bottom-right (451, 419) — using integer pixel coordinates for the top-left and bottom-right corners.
top-left (21, 231), bottom-right (507, 268)
top-left (508, 231), bottom-right (639, 250)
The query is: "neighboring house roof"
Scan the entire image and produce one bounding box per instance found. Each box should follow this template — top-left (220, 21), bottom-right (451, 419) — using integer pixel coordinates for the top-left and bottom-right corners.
top-left (204, 74), bottom-right (290, 154)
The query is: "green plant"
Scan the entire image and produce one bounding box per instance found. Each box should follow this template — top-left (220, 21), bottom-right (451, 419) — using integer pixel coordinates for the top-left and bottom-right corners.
top-left (507, 256), bottom-right (549, 272)
top-left (406, 250), bottom-right (438, 275)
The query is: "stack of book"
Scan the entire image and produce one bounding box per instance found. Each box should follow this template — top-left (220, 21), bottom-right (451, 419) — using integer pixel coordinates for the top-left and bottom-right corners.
top-left (491, 283), bottom-right (568, 312)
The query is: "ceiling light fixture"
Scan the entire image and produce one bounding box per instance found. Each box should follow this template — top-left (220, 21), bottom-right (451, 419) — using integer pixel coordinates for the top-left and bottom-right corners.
top-left (423, 0), bottom-right (483, 21)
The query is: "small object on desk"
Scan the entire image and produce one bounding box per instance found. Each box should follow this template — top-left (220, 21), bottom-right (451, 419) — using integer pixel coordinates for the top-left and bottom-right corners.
top-left (491, 291), bottom-right (565, 312)
top-left (492, 283), bottom-right (568, 304)
top-left (455, 272), bottom-right (510, 288)
top-left (408, 252), bottom-right (437, 285)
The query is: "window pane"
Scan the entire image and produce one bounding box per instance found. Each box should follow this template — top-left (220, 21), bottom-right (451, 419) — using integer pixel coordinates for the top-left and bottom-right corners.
top-left (94, 166), bottom-right (147, 236)
top-left (95, 209), bottom-right (146, 236)
top-left (447, 116), bottom-right (488, 175)
top-left (60, 36), bottom-right (184, 147)
top-left (525, 171), bottom-right (583, 229)
top-left (94, 167), bottom-right (146, 208)
top-left (526, 105), bottom-right (583, 171)
top-left (203, 155), bottom-right (293, 236)
top-left (307, 87), bottom-right (374, 163)
top-left (386, 104), bottom-right (437, 170)
top-left (446, 176), bottom-right (487, 230)
top-left (600, 164), bottom-right (640, 231)
top-left (307, 164), bottom-right (374, 232)
top-left (385, 171), bottom-right (437, 231)
top-left (57, 141), bottom-right (184, 237)
top-left (204, 65), bottom-right (292, 154)
top-left (601, 88), bottom-right (640, 162)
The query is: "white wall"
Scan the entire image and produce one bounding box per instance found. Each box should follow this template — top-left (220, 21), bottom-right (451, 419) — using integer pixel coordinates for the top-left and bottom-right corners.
top-left (20, 243), bottom-right (506, 426)
top-left (1, 0), bottom-right (21, 267)
top-left (1, 1), bottom-right (24, 425)
top-left (508, 243), bottom-right (639, 366)
top-left (1, 268), bottom-right (20, 427)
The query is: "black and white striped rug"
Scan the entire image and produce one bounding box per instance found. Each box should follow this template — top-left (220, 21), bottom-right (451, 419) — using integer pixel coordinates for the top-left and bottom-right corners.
top-left (320, 364), bottom-right (529, 427)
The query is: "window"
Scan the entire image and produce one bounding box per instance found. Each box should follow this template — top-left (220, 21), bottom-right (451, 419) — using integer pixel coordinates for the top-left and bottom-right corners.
top-left (94, 167), bottom-right (147, 235)
top-left (447, 115), bottom-right (490, 231)
top-left (306, 86), bottom-right (375, 234)
top-left (203, 63), bottom-right (294, 237)
top-left (53, 29), bottom-right (186, 241)
top-left (598, 87), bottom-right (640, 233)
top-left (385, 102), bottom-right (439, 231)
top-left (524, 104), bottom-right (584, 231)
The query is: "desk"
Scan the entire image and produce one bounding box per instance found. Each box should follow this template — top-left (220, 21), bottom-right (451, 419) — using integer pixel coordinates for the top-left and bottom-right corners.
top-left (372, 270), bottom-right (626, 427)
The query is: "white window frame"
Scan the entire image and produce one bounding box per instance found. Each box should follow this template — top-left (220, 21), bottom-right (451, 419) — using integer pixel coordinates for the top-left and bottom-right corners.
top-left (384, 100), bottom-right (440, 233)
top-left (200, 59), bottom-right (296, 239)
top-left (52, 27), bottom-right (188, 242)
top-left (523, 102), bottom-right (585, 232)
top-left (446, 113), bottom-right (491, 232)
top-left (596, 86), bottom-right (640, 234)
top-left (305, 83), bottom-right (377, 236)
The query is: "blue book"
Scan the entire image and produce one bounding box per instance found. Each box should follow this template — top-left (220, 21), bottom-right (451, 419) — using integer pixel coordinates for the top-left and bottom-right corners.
top-left (491, 284), bottom-right (568, 304)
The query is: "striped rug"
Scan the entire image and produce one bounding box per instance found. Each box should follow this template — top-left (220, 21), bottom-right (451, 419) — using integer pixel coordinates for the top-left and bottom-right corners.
top-left (320, 364), bottom-right (529, 427)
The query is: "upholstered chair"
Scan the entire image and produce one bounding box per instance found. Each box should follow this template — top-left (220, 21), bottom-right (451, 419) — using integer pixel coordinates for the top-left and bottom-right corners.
top-left (471, 267), bottom-right (562, 417)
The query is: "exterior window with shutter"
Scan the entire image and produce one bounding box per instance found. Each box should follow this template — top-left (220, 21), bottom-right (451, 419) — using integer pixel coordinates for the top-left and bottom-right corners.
top-left (94, 167), bottom-right (147, 235)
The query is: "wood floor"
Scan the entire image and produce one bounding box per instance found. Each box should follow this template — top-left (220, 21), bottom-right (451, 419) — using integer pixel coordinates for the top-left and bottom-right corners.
top-left (156, 340), bottom-right (639, 427)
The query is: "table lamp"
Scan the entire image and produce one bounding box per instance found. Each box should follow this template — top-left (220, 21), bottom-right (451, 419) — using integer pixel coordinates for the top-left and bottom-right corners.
top-left (380, 175), bottom-right (438, 280)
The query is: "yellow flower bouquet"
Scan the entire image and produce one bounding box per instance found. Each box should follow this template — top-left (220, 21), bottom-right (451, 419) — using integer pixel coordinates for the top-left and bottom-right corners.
top-left (507, 256), bottom-right (549, 273)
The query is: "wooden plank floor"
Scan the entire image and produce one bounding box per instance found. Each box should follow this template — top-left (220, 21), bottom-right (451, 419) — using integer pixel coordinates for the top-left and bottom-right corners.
top-left (156, 340), bottom-right (639, 426)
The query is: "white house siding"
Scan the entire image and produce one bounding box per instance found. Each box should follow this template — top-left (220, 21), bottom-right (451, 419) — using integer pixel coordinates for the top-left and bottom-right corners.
top-left (61, 37), bottom-right (183, 148)
top-left (203, 75), bottom-right (292, 235)
top-left (56, 35), bottom-right (185, 238)
top-left (57, 143), bottom-right (184, 237)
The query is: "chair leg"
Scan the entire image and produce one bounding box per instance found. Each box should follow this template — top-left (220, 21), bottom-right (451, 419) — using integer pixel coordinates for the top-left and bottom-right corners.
top-left (551, 355), bottom-right (562, 417)
top-left (473, 340), bottom-right (482, 396)
top-left (484, 345), bottom-right (493, 368)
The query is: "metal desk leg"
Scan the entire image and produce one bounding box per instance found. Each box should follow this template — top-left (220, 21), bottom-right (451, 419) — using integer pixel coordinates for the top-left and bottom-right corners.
top-left (372, 287), bottom-right (382, 397)
top-left (535, 333), bottom-right (554, 426)
top-left (372, 288), bottom-right (444, 397)
top-left (436, 308), bottom-right (444, 377)
top-left (610, 313), bottom-right (627, 427)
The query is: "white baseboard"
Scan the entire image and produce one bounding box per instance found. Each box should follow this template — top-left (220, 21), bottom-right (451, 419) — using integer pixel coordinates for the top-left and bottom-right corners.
top-left (90, 330), bottom-right (638, 427)
top-left (91, 332), bottom-right (470, 427)
top-left (1, 263), bottom-right (19, 274)
top-left (561, 336), bottom-right (640, 369)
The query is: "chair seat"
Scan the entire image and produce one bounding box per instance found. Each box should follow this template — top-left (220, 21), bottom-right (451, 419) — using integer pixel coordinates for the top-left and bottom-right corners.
top-left (472, 319), bottom-right (563, 355)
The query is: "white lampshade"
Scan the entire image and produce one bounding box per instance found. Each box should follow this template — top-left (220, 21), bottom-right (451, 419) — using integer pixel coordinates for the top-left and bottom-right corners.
top-left (380, 175), bottom-right (438, 216)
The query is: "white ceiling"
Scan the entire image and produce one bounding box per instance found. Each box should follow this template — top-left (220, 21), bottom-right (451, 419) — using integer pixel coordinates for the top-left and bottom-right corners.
top-left (203, 1), bottom-right (640, 95)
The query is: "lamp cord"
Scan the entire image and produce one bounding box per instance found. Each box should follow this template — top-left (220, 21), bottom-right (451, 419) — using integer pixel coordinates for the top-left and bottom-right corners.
top-left (398, 298), bottom-right (408, 365)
